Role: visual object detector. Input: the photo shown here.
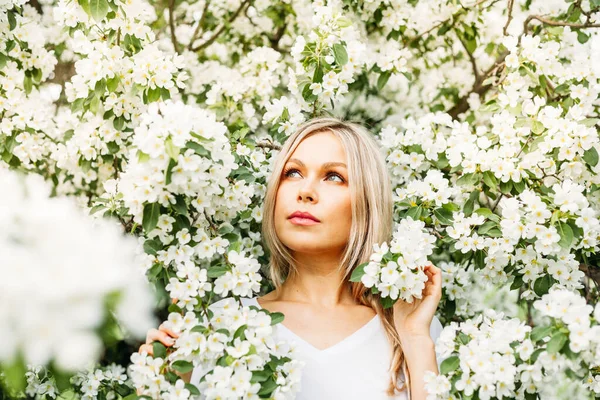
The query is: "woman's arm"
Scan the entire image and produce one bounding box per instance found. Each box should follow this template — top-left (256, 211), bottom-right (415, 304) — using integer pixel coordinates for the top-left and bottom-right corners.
top-left (401, 334), bottom-right (438, 399)
top-left (393, 263), bottom-right (443, 400)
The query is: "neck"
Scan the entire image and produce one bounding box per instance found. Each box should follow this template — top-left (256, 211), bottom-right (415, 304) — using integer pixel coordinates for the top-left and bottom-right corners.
top-left (275, 250), bottom-right (355, 309)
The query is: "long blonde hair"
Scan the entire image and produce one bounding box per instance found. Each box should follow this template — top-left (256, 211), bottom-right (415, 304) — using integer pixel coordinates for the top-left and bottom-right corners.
top-left (261, 116), bottom-right (411, 396)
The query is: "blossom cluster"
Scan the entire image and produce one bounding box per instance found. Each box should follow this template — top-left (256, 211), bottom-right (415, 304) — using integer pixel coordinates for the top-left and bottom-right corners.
top-left (24, 363), bottom-right (133, 400)
top-left (129, 298), bottom-right (304, 400)
top-left (351, 217), bottom-right (436, 306)
top-left (425, 288), bottom-right (600, 399)
top-left (287, 0), bottom-right (366, 115)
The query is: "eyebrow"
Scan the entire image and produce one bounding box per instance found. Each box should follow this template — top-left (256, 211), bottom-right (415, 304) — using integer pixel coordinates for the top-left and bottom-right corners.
top-left (287, 158), bottom-right (347, 169)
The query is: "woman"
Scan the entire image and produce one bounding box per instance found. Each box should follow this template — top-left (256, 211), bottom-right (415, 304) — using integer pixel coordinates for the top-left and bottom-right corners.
top-left (141, 117), bottom-right (444, 399)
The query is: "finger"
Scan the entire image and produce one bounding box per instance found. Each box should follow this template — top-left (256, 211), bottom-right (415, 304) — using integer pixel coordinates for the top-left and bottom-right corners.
top-left (159, 323), bottom-right (180, 338)
top-left (146, 328), bottom-right (176, 346)
top-left (138, 343), bottom-right (154, 356)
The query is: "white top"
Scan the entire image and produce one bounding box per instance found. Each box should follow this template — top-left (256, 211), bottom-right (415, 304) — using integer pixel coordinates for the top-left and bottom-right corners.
top-left (191, 297), bottom-right (445, 400)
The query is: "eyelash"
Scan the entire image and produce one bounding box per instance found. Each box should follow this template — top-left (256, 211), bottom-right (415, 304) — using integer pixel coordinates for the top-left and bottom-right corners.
top-left (283, 167), bottom-right (345, 183)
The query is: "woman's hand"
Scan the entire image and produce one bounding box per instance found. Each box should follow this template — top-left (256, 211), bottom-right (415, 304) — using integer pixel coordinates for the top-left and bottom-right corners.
top-left (138, 322), bottom-right (180, 356)
top-left (392, 262), bottom-right (442, 338)
top-left (136, 299), bottom-right (191, 394)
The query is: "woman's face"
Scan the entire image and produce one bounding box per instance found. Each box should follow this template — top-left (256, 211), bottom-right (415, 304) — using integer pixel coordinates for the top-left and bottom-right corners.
top-left (274, 131), bottom-right (352, 256)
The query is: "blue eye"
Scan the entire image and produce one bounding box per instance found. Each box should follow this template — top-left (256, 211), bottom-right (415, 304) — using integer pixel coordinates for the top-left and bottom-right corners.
top-left (283, 168), bottom-right (345, 183)
top-left (326, 172), bottom-right (345, 182)
top-left (283, 168), bottom-right (301, 178)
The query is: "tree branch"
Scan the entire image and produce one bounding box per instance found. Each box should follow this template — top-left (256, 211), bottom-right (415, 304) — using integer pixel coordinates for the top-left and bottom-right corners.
top-left (503, 0), bottom-right (515, 36)
top-left (255, 140), bottom-right (281, 151)
top-left (523, 15), bottom-right (600, 34)
top-left (447, 51), bottom-right (508, 119)
top-left (188, 0), bottom-right (211, 51)
top-left (190, 0), bottom-right (251, 52)
top-left (168, 0), bottom-right (180, 54)
top-left (456, 32), bottom-right (480, 81)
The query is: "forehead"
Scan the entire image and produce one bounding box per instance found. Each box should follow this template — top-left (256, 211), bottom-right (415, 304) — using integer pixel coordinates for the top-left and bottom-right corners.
top-left (287, 131), bottom-right (347, 164)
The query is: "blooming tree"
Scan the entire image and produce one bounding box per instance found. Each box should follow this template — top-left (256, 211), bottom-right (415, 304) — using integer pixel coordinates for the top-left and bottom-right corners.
top-left (1, 0), bottom-right (599, 399)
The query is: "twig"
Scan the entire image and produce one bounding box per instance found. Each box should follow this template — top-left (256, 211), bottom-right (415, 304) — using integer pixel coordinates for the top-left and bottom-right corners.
top-left (456, 32), bottom-right (480, 81)
top-left (503, 0), bottom-right (515, 36)
top-left (255, 140), bottom-right (281, 151)
top-left (190, 0), bottom-right (251, 52)
top-left (523, 15), bottom-right (600, 35)
top-left (168, 0), bottom-right (180, 54)
top-left (403, 0), bottom-right (491, 47)
top-left (448, 51), bottom-right (508, 119)
top-left (188, 0), bottom-right (211, 51)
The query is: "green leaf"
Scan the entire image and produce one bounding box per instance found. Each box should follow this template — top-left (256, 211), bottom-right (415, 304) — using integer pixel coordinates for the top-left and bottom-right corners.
top-left (185, 141), bottom-right (209, 157)
top-left (377, 71), bottom-right (392, 91)
top-left (171, 360), bottom-right (193, 373)
top-left (89, 96), bottom-right (100, 114)
top-left (7, 11), bottom-right (17, 31)
top-left (301, 82), bottom-right (316, 102)
top-left (207, 265), bottom-right (229, 278)
top-left (531, 325), bottom-right (554, 342)
top-left (168, 303), bottom-right (182, 313)
top-left (583, 147), bottom-right (599, 167)
top-left (0, 52), bottom-right (7, 69)
top-left (147, 262), bottom-right (162, 279)
top-left (313, 64), bottom-right (323, 83)
top-left (233, 324), bottom-right (247, 340)
top-left (381, 296), bottom-right (395, 309)
top-left (107, 75), bottom-right (120, 91)
top-left (531, 120), bottom-right (545, 134)
top-left (89, 0), bottom-right (109, 21)
top-left (510, 275), bottom-right (523, 290)
top-left (500, 180), bottom-right (513, 194)
top-left (332, 43), bottom-right (348, 66)
top-left (440, 356), bottom-right (459, 374)
top-left (546, 331), bottom-right (568, 354)
top-left (533, 275), bottom-right (552, 297)
top-left (336, 16), bottom-right (352, 28)
top-left (258, 376), bottom-right (277, 396)
top-left (269, 312), bottom-right (285, 325)
top-left (137, 149), bottom-right (149, 163)
top-left (405, 205), bottom-right (423, 220)
top-left (482, 171), bottom-right (498, 188)
top-left (185, 383), bottom-right (200, 396)
top-left (251, 370), bottom-right (271, 383)
top-left (433, 207), bottom-right (454, 225)
top-left (165, 136), bottom-right (179, 160)
top-left (147, 86), bottom-right (161, 103)
top-left (153, 341), bottom-right (167, 358)
top-left (349, 262), bottom-right (368, 282)
top-left (142, 202), bottom-right (160, 233)
top-left (557, 221), bottom-right (574, 249)
top-left (78, 0), bottom-right (91, 15)
top-left (143, 239), bottom-right (162, 255)
top-left (173, 195), bottom-right (188, 216)
top-left (512, 179), bottom-right (525, 194)
top-left (577, 31), bottom-right (589, 44)
top-left (23, 75), bottom-right (32, 95)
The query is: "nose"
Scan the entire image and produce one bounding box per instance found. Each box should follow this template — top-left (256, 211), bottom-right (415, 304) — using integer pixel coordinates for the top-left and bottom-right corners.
top-left (297, 178), bottom-right (317, 203)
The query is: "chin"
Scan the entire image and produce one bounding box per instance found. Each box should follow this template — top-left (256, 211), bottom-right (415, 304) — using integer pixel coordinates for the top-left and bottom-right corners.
top-left (283, 238), bottom-right (346, 254)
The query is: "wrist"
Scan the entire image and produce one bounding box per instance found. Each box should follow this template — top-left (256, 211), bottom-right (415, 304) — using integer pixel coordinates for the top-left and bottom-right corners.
top-left (398, 333), bottom-right (435, 350)
top-left (400, 335), bottom-right (436, 363)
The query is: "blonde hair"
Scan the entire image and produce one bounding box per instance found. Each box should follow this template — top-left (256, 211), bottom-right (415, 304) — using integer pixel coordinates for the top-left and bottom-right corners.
top-left (261, 116), bottom-right (411, 396)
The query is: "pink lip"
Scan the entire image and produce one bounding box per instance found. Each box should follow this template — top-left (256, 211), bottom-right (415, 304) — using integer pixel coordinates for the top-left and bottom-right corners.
top-left (289, 217), bottom-right (320, 226)
top-left (288, 211), bottom-right (320, 225)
